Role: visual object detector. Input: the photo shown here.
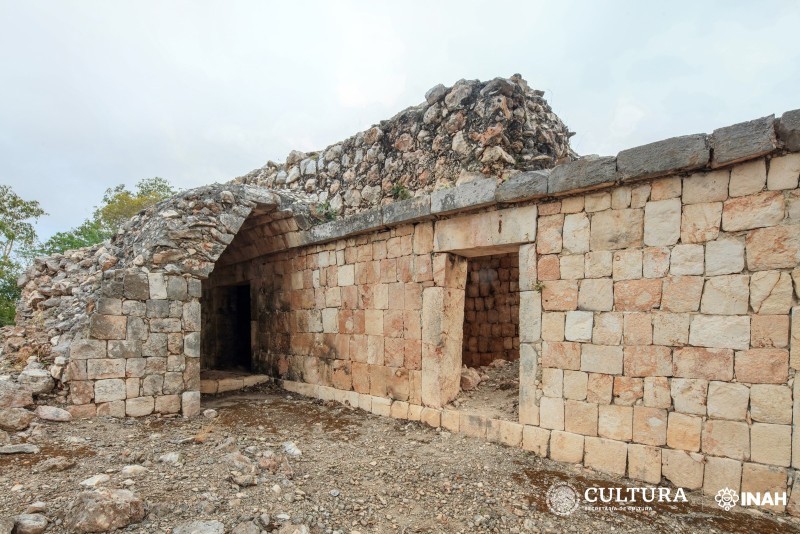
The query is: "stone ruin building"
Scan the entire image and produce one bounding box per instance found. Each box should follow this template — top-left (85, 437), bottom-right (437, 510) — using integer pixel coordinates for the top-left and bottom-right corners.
top-left (5, 75), bottom-right (800, 514)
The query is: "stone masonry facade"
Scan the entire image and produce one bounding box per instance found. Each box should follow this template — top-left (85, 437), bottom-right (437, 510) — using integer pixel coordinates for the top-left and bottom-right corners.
top-left (10, 78), bottom-right (800, 515)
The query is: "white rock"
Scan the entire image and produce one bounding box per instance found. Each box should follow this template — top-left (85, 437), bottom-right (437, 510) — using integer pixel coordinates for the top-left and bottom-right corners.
top-left (120, 464), bottom-right (148, 477)
top-left (158, 452), bottom-right (182, 465)
top-left (16, 369), bottom-right (54, 395)
top-left (13, 514), bottom-right (47, 534)
top-left (282, 441), bottom-right (301, 457)
top-left (564, 311), bottom-right (593, 342)
top-left (644, 199), bottom-right (681, 246)
top-left (705, 238), bottom-right (745, 276)
top-left (688, 315), bottom-right (750, 350)
top-left (80, 474), bottom-right (110, 487)
top-left (35, 405), bottom-right (72, 422)
top-left (172, 521), bottom-right (225, 534)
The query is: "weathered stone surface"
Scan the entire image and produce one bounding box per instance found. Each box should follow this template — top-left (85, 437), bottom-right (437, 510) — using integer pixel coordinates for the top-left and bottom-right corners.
top-left (381, 196), bottom-right (431, 225)
top-left (627, 443), bottom-right (661, 484)
top-left (707, 381), bottom-right (749, 421)
top-left (666, 412), bottom-right (701, 452)
top-left (746, 224), bottom-right (800, 271)
top-left (549, 430), bottom-right (585, 463)
top-left (669, 244), bottom-right (704, 276)
top-left (711, 115), bottom-right (777, 167)
top-left (767, 153), bottom-right (800, 190)
top-left (652, 312), bottom-right (690, 346)
top-left (581, 345), bottom-right (623, 375)
top-left (617, 134), bottom-right (709, 181)
top-left (661, 276), bottom-right (703, 312)
top-left (681, 202), bottom-right (722, 243)
top-left (750, 271), bottom-right (793, 314)
top-left (548, 156), bottom-right (617, 194)
top-left (434, 206), bottom-right (536, 255)
top-left (632, 406), bottom-right (667, 446)
top-left (689, 315), bottom-right (750, 350)
top-left (496, 170), bottom-right (549, 202)
top-left (741, 463), bottom-right (788, 513)
top-left (702, 419), bottom-right (750, 460)
top-left (94, 379), bottom-right (126, 404)
top-left (577, 278), bottom-right (613, 312)
top-left (598, 404), bottom-right (632, 441)
top-left (682, 169), bottom-right (729, 204)
top-left (35, 405), bottom-right (72, 422)
top-left (614, 279), bottom-right (661, 311)
top-left (751, 314), bottom-right (790, 348)
top-left (670, 378), bottom-right (708, 415)
top-left (0, 443), bottom-right (39, 454)
top-left (584, 436), bottom-right (627, 476)
top-left (562, 213), bottom-right (590, 254)
top-left (16, 368), bottom-right (54, 395)
top-left (0, 380), bottom-right (33, 409)
top-left (623, 346), bottom-right (671, 377)
top-left (564, 311), bottom-right (593, 342)
top-left (750, 384), bottom-right (792, 424)
top-left (751, 423), bottom-right (791, 467)
top-left (722, 191), bottom-right (785, 232)
top-left (89, 314), bottom-right (127, 340)
top-left (522, 425), bottom-right (550, 457)
top-left (66, 489), bottom-right (145, 532)
top-left (662, 449), bottom-right (704, 490)
top-left (700, 275), bottom-right (749, 315)
top-left (0, 407), bottom-right (35, 430)
top-left (539, 396), bottom-right (564, 430)
top-left (735, 349), bottom-right (789, 384)
top-left (12, 514), bottom-right (48, 534)
top-left (703, 456), bottom-right (742, 495)
top-left (777, 108), bottom-right (800, 151)
top-left (729, 159), bottom-right (767, 197)
top-left (705, 237), bottom-right (745, 276)
top-left (644, 199), bottom-right (681, 246)
top-left (431, 178), bottom-right (496, 214)
top-left (589, 209), bottom-right (643, 250)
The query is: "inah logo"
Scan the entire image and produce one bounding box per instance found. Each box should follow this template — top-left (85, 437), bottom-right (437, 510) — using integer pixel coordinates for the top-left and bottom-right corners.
top-left (715, 488), bottom-right (739, 511)
top-left (546, 482), bottom-right (580, 516)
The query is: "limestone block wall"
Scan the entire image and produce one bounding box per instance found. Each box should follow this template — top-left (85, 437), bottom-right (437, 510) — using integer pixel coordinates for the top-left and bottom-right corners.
top-left (520, 155), bottom-right (800, 513)
top-left (65, 271), bottom-right (203, 419)
top-left (208, 221), bottom-right (436, 404)
top-left (462, 253), bottom-right (520, 367)
top-left (269, 147), bottom-right (800, 515)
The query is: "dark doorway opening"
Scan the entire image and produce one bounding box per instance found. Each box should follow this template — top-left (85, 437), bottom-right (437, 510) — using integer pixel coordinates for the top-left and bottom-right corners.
top-left (203, 283), bottom-right (252, 372)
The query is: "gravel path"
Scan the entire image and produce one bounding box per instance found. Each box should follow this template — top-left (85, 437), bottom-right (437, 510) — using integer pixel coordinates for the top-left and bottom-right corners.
top-left (1, 384), bottom-right (798, 533)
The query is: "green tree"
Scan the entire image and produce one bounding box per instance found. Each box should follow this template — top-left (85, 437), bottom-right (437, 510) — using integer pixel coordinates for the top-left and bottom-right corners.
top-left (36, 177), bottom-right (176, 256)
top-left (0, 185), bottom-right (46, 326)
top-left (94, 177), bottom-right (176, 235)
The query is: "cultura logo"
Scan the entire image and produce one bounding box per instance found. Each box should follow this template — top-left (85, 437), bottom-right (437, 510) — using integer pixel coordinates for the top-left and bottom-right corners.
top-left (715, 488), bottom-right (739, 511)
top-left (546, 482), bottom-right (581, 516)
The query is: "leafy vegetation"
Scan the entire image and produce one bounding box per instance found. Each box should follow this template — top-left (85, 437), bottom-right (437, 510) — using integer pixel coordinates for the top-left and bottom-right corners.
top-left (0, 178), bottom-right (177, 325)
top-left (311, 201), bottom-right (338, 222)
top-left (35, 177), bottom-right (176, 256)
top-left (0, 185), bottom-right (46, 326)
top-left (391, 183), bottom-right (411, 200)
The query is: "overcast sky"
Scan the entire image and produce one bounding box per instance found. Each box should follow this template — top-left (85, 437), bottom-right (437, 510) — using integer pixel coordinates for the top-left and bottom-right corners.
top-left (1, 0), bottom-right (798, 240)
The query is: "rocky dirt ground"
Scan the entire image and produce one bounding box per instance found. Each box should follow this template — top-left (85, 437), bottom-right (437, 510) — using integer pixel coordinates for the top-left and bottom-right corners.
top-left (450, 360), bottom-right (520, 421)
top-left (2, 382), bottom-right (800, 533)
